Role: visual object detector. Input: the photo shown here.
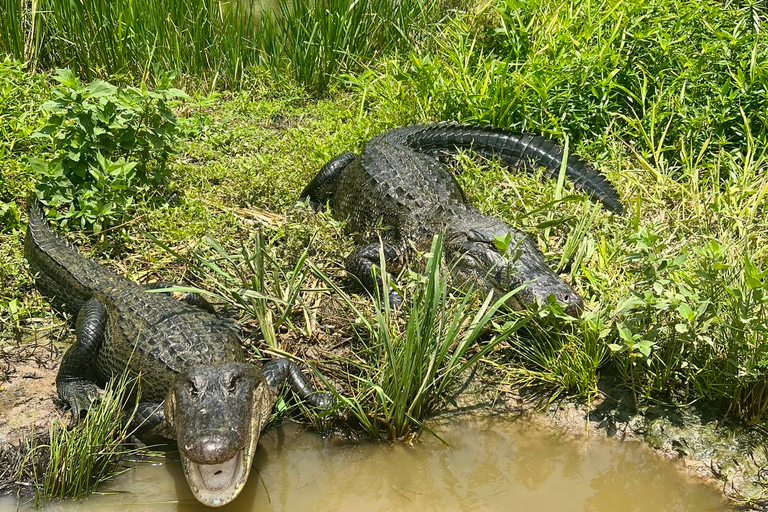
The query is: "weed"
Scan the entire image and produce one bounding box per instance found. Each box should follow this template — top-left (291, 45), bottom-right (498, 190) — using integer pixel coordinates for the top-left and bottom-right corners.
top-left (30, 69), bottom-right (186, 232)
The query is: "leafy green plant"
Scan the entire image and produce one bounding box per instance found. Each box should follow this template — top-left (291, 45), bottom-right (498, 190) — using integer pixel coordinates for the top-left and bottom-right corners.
top-left (607, 225), bottom-right (768, 421)
top-left (30, 69), bottom-right (186, 232)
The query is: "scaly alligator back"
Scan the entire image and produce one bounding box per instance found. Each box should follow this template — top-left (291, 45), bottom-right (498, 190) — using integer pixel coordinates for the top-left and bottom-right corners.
top-left (377, 122), bottom-right (624, 213)
top-left (25, 200), bottom-right (123, 316)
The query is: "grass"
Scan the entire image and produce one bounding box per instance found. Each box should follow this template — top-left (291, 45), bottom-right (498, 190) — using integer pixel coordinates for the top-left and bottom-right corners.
top-left (0, 0), bottom-right (437, 92)
top-left (16, 371), bottom-right (142, 506)
top-left (309, 237), bottom-right (534, 440)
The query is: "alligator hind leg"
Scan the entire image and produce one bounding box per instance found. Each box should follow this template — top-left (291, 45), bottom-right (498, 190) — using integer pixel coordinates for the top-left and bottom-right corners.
top-left (56, 298), bottom-right (106, 425)
top-left (262, 359), bottom-right (335, 409)
top-left (300, 152), bottom-right (358, 211)
top-left (143, 281), bottom-right (216, 314)
top-left (346, 241), bottom-right (409, 307)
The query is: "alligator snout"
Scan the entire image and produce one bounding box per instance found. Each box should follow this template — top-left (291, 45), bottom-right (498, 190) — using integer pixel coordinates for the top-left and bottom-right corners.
top-left (555, 290), bottom-right (584, 316)
top-left (184, 432), bottom-right (245, 465)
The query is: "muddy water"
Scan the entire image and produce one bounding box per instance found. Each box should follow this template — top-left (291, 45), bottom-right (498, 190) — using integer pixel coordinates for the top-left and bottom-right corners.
top-left (3, 417), bottom-right (730, 512)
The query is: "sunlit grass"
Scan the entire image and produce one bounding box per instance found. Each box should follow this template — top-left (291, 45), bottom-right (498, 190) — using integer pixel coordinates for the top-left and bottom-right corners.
top-left (17, 371), bottom-right (143, 506)
top-left (0, 0), bottom-right (435, 92)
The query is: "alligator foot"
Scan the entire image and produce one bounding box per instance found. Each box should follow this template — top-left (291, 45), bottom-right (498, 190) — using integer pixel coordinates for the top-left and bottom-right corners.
top-left (57, 379), bottom-right (102, 426)
top-left (262, 358), bottom-right (335, 410)
top-left (346, 241), bottom-right (408, 308)
top-left (56, 298), bottom-right (106, 426)
top-left (124, 402), bottom-right (169, 439)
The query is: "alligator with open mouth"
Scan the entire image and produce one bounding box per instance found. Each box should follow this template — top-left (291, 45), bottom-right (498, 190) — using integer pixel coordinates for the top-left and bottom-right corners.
top-left (25, 200), bottom-right (334, 507)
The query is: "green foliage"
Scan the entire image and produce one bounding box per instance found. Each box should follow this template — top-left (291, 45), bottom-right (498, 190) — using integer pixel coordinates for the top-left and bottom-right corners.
top-left (311, 237), bottom-right (532, 440)
top-left (0, 0), bottom-right (436, 93)
top-left (352, 0), bottom-right (768, 164)
top-left (609, 226), bottom-right (768, 420)
top-left (31, 69), bottom-right (186, 232)
top-left (18, 372), bottom-right (141, 506)
top-left (257, 0), bottom-right (434, 93)
top-left (0, 58), bottom-right (49, 232)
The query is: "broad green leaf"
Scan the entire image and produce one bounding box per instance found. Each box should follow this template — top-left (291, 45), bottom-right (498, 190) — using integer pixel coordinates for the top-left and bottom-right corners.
top-left (52, 68), bottom-right (79, 88)
top-left (86, 80), bottom-right (117, 99)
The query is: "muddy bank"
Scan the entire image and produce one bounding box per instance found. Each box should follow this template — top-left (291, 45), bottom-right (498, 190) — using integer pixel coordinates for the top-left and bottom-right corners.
top-left (0, 338), bottom-right (766, 509)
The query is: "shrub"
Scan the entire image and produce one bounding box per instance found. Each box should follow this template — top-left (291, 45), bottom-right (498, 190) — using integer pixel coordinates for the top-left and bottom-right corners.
top-left (609, 226), bottom-right (768, 421)
top-left (30, 69), bottom-right (186, 232)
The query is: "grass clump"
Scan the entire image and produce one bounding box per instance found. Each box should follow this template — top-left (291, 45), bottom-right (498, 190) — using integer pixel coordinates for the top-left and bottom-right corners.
top-left (310, 237), bottom-right (533, 440)
top-left (17, 372), bottom-right (142, 506)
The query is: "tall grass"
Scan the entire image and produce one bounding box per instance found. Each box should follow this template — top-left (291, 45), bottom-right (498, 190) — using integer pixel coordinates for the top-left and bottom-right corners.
top-left (310, 237), bottom-right (533, 440)
top-left (0, 0), bottom-right (435, 92)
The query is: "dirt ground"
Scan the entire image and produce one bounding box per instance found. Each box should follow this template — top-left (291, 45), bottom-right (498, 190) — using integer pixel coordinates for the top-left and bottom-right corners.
top-left (0, 339), bottom-right (64, 446)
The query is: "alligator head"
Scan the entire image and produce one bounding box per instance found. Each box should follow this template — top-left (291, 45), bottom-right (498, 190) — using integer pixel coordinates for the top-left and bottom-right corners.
top-left (165, 361), bottom-right (272, 507)
top-left (447, 222), bottom-right (583, 316)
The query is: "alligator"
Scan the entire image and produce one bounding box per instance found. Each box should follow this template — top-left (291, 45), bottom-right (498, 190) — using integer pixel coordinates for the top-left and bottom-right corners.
top-left (25, 200), bottom-right (334, 508)
top-left (301, 123), bottom-right (622, 315)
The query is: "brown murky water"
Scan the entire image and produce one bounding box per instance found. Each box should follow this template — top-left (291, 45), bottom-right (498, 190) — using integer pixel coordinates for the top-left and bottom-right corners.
top-left (2, 417), bottom-right (730, 512)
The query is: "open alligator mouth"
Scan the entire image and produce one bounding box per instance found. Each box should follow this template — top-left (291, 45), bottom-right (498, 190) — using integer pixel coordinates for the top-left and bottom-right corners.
top-left (170, 365), bottom-right (272, 508)
top-left (181, 448), bottom-right (250, 507)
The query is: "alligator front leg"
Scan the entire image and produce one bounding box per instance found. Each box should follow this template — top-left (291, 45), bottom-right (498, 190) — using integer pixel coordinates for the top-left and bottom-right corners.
top-left (262, 359), bottom-right (335, 409)
top-left (56, 297), bottom-right (106, 425)
top-left (125, 402), bottom-right (171, 440)
top-left (143, 281), bottom-right (216, 314)
top-left (300, 152), bottom-right (358, 211)
top-left (346, 241), bottom-right (409, 307)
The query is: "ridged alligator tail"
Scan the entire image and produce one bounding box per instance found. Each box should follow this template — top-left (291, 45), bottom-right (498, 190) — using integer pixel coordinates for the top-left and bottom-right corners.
top-left (377, 122), bottom-right (623, 214)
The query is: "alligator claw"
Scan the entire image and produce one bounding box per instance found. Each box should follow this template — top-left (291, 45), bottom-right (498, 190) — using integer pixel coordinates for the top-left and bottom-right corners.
top-left (59, 381), bottom-right (102, 427)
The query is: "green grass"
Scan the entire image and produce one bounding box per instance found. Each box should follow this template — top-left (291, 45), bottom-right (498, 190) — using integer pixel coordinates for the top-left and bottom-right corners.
top-left (17, 371), bottom-right (142, 506)
top-left (309, 237), bottom-right (535, 440)
top-left (0, 0), bottom-right (436, 92)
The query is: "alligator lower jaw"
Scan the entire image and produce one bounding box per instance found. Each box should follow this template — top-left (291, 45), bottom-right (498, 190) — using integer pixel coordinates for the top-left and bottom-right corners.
top-left (182, 449), bottom-right (249, 507)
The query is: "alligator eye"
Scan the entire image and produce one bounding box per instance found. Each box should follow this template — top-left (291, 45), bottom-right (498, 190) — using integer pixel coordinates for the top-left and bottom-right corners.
top-left (188, 380), bottom-right (199, 397)
top-left (227, 375), bottom-right (239, 393)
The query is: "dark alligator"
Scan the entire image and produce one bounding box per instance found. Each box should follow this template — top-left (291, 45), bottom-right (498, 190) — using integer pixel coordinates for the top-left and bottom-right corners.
top-left (25, 200), bottom-right (334, 507)
top-left (301, 123), bottom-right (622, 315)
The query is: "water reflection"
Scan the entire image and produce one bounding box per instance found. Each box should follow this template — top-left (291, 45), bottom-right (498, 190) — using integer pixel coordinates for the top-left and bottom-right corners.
top-left (2, 417), bottom-right (730, 512)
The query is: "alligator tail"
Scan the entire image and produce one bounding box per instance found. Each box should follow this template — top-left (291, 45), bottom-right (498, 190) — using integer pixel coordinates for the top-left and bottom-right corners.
top-left (25, 198), bottom-right (121, 316)
top-left (379, 122), bottom-right (623, 214)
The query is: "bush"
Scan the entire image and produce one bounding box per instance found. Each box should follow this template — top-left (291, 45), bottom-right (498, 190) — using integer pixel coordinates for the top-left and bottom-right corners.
top-left (609, 226), bottom-right (768, 421)
top-left (30, 69), bottom-right (187, 232)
